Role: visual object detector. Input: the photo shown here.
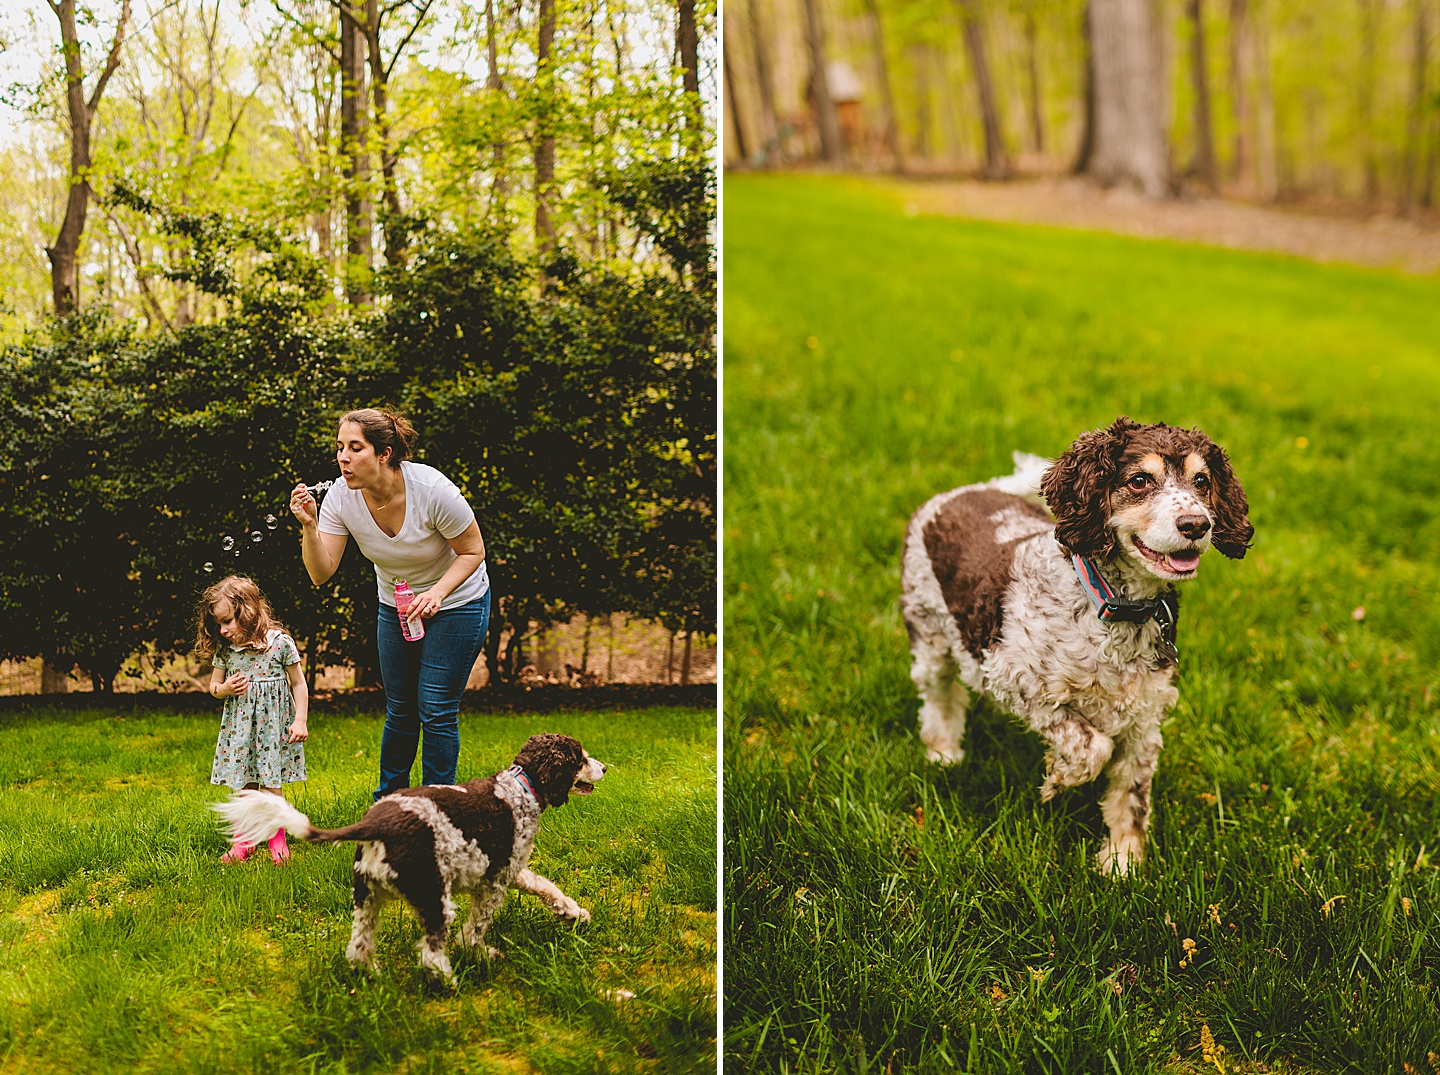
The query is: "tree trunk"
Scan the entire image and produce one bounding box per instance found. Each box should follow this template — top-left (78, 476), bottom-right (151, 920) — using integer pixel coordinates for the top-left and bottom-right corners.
top-left (536, 0), bottom-right (558, 255)
top-left (1086, 0), bottom-right (1168, 196)
top-left (801, 0), bottom-right (845, 163)
top-left (1228, 0), bottom-right (1253, 189)
top-left (665, 632), bottom-right (675, 683)
top-left (747, 0), bottom-right (779, 160)
top-left (862, 0), bottom-right (903, 169)
top-left (41, 660), bottom-right (71, 694)
top-left (362, 0), bottom-right (411, 266)
top-left (606, 613), bottom-right (616, 681)
top-left (935, 48), bottom-right (965, 164)
top-left (956, 0), bottom-right (1010, 178)
top-left (725, 44), bottom-right (751, 162)
top-left (911, 44), bottom-right (932, 161)
top-left (1187, 0), bottom-right (1218, 190)
top-left (505, 620), bottom-right (528, 679)
top-left (1403, 0), bottom-right (1430, 210)
top-left (339, 1), bottom-right (371, 305)
top-left (678, 0), bottom-right (701, 149)
top-left (1024, 11), bottom-right (1045, 154)
top-left (1357, 0), bottom-right (1379, 202)
top-left (680, 630), bottom-right (693, 685)
top-left (1074, 1), bottom-right (1096, 173)
top-left (484, 607), bottom-right (505, 685)
top-left (46, 0), bottom-right (131, 316)
top-left (484, 0), bottom-right (508, 209)
top-left (1253, 8), bottom-right (1277, 200)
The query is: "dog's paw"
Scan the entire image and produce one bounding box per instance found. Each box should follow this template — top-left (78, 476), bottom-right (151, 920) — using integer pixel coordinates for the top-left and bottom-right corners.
top-left (485, 946), bottom-right (503, 960)
top-left (924, 745), bottom-right (964, 765)
top-left (556, 899), bottom-right (590, 922)
top-left (1096, 840), bottom-right (1143, 878)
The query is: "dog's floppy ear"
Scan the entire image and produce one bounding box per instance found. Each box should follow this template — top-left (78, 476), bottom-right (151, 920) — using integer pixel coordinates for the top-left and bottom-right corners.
top-left (1203, 438), bottom-right (1254, 559)
top-left (514, 733), bottom-right (586, 808)
top-left (1041, 416), bottom-right (1137, 559)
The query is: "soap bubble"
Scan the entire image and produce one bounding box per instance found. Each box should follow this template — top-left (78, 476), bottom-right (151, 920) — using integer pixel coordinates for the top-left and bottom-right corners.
top-left (221, 536), bottom-right (235, 551)
top-left (265, 514), bottom-right (278, 529)
top-left (250, 531), bottom-right (263, 543)
top-left (233, 549), bottom-right (241, 557)
top-left (203, 562), bottom-right (214, 573)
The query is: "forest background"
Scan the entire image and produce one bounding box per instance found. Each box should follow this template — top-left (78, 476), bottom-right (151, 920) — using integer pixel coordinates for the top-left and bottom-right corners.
top-left (724, 0), bottom-right (1440, 211)
top-left (0, 0), bottom-right (717, 695)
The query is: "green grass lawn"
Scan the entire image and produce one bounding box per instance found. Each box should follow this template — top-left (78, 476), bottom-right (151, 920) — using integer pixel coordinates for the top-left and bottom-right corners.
top-left (0, 705), bottom-right (716, 1074)
top-left (723, 175), bottom-right (1440, 1073)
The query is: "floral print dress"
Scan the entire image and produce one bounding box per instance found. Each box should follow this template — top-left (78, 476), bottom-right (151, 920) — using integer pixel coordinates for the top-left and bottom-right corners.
top-left (210, 630), bottom-right (306, 790)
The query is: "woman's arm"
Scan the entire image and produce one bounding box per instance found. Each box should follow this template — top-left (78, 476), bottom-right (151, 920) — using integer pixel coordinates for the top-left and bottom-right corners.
top-left (286, 661), bottom-right (310, 742)
top-left (290, 482), bottom-right (348, 585)
top-left (406, 520), bottom-right (486, 622)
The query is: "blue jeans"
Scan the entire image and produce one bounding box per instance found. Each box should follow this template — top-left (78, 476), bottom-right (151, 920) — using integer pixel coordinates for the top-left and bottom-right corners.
top-left (374, 590), bottom-right (491, 800)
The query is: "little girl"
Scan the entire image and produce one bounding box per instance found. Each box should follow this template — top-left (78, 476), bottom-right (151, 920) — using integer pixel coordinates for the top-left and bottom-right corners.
top-left (195, 575), bottom-right (310, 864)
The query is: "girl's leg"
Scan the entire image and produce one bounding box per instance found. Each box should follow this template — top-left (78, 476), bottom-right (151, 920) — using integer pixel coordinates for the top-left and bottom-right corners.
top-left (263, 786), bottom-right (290, 863)
top-left (414, 593), bottom-right (491, 787)
top-left (375, 600), bottom-right (424, 799)
top-left (221, 783), bottom-right (259, 863)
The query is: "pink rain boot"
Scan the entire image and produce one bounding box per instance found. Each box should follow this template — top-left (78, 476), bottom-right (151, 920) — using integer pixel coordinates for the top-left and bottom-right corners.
top-left (220, 840), bottom-right (254, 864)
top-left (268, 828), bottom-right (290, 865)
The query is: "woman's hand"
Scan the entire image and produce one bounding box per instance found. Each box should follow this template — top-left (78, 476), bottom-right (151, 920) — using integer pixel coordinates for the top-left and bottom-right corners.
top-left (216, 672), bottom-right (249, 698)
top-left (289, 482), bottom-right (318, 527)
top-left (287, 719), bottom-right (309, 744)
top-left (407, 589), bottom-right (446, 623)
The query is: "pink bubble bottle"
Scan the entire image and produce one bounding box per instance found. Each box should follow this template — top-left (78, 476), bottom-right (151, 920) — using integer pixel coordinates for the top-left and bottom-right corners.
top-left (394, 580), bottom-right (426, 641)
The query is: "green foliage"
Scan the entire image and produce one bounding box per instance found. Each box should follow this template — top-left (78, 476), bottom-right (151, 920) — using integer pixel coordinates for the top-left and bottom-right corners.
top-left (0, 705), bottom-right (716, 1072)
top-left (0, 161), bottom-right (715, 686)
top-left (724, 176), bottom-right (1440, 1071)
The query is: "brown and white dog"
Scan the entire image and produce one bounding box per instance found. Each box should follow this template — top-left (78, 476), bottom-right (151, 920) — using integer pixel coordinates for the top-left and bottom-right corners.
top-left (900, 417), bottom-right (1252, 874)
top-left (214, 733), bottom-right (606, 982)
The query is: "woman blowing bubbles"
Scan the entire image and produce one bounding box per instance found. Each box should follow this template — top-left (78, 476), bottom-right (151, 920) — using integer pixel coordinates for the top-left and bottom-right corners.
top-left (290, 408), bottom-right (491, 800)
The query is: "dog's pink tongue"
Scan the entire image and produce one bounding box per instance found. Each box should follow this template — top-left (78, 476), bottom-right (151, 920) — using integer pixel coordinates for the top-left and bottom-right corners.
top-left (1167, 549), bottom-right (1201, 571)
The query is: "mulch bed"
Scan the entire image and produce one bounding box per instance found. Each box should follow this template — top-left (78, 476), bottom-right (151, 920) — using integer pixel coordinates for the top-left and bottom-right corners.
top-left (0, 683), bottom-right (716, 715)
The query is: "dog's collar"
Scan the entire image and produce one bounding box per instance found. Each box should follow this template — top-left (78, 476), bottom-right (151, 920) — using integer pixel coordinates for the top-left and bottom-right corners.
top-left (1071, 554), bottom-right (1180, 663)
top-left (508, 764), bottom-right (538, 803)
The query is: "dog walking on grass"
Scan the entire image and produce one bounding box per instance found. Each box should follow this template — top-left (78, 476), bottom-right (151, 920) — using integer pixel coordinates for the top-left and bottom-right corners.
top-left (214, 732), bottom-right (606, 983)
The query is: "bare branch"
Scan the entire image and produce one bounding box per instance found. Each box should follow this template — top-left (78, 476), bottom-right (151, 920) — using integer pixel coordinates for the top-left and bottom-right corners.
top-left (88, 0), bottom-right (132, 114)
top-left (270, 0), bottom-right (341, 64)
top-left (101, 202), bottom-right (174, 332)
top-left (383, 0), bottom-right (433, 82)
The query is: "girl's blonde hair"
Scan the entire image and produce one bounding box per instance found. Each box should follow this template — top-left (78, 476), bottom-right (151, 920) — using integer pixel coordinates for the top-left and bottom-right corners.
top-left (193, 575), bottom-right (285, 662)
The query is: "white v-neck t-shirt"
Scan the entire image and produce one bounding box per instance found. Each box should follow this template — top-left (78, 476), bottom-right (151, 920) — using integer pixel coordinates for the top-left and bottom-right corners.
top-left (317, 461), bottom-right (489, 609)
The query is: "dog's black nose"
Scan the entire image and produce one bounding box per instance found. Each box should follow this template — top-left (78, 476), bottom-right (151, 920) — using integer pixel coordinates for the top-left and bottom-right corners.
top-left (1176, 514), bottom-right (1211, 540)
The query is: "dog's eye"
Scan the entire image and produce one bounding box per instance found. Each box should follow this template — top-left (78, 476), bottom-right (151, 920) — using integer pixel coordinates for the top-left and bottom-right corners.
top-left (1126, 474), bottom-right (1151, 491)
top-left (1194, 473), bottom-right (1210, 491)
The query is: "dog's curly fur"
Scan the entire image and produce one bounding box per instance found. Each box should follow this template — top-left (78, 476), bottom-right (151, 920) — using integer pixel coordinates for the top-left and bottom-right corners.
top-left (901, 417), bottom-right (1252, 874)
top-left (214, 733), bottom-right (606, 982)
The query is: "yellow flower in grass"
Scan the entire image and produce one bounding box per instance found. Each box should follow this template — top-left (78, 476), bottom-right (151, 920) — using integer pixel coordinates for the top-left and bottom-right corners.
top-left (1199, 1023), bottom-right (1227, 1073)
top-left (1179, 937), bottom-right (1198, 968)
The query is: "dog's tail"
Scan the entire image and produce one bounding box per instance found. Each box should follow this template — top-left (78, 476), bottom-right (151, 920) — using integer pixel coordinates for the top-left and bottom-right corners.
top-left (212, 790), bottom-right (329, 848)
top-left (988, 450), bottom-right (1050, 506)
top-left (213, 790), bottom-right (395, 848)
